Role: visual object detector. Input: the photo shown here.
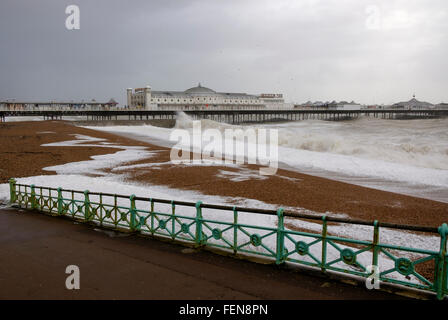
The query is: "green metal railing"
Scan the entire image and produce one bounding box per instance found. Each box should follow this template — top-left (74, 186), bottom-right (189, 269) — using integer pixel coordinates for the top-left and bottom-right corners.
top-left (8, 178), bottom-right (448, 299)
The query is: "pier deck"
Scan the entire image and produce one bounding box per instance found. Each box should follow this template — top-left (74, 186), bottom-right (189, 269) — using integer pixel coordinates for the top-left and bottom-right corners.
top-left (1, 109), bottom-right (448, 124)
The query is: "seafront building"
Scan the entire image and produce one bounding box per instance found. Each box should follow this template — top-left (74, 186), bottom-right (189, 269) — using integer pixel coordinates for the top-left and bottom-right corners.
top-left (435, 103), bottom-right (448, 109)
top-left (391, 95), bottom-right (434, 110)
top-left (295, 95), bottom-right (447, 111)
top-left (295, 100), bottom-right (362, 110)
top-left (0, 99), bottom-right (118, 111)
top-left (126, 83), bottom-right (288, 110)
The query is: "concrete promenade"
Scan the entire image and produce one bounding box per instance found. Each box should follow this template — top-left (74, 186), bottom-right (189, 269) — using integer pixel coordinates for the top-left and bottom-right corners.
top-left (0, 206), bottom-right (411, 300)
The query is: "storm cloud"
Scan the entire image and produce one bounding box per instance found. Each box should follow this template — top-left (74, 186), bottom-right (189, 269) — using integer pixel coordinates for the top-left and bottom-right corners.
top-left (0, 0), bottom-right (447, 105)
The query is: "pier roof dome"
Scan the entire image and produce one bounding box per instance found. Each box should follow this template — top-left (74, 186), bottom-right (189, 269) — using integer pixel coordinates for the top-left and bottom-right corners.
top-left (184, 83), bottom-right (216, 95)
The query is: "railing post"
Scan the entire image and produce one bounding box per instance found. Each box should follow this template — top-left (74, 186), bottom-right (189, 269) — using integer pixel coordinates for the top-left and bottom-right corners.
top-left (150, 198), bottom-right (155, 235)
top-left (233, 206), bottom-right (238, 254)
top-left (99, 193), bottom-right (103, 225)
top-left (436, 223), bottom-right (448, 300)
top-left (57, 187), bottom-right (63, 215)
top-left (8, 178), bottom-right (16, 204)
top-left (113, 194), bottom-right (118, 226)
top-left (276, 208), bottom-right (285, 264)
top-left (372, 220), bottom-right (379, 270)
top-left (195, 201), bottom-right (203, 247)
top-left (321, 215), bottom-right (327, 272)
top-left (39, 187), bottom-right (43, 209)
top-left (129, 194), bottom-right (136, 231)
top-left (84, 190), bottom-right (90, 221)
top-left (30, 184), bottom-right (36, 210)
top-left (71, 190), bottom-right (75, 217)
top-left (24, 185), bottom-right (30, 208)
top-left (171, 200), bottom-right (175, 240)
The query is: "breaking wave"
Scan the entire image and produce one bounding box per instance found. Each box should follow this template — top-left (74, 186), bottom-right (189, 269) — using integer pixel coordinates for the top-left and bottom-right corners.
top-left (274, 117), bottom-right (448, 171)
top-left (175, 112), bottom-right (448, 171)
top-left (173, 112), bottom-right (448, 190)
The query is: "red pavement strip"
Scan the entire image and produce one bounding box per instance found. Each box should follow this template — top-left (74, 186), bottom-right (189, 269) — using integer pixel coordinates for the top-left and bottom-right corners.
top-left (0, 206), bottom-right (424, 300)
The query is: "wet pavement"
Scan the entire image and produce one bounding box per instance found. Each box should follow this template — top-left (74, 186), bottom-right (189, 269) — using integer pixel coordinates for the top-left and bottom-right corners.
top-left (0, 207), bottom-right (410, 300)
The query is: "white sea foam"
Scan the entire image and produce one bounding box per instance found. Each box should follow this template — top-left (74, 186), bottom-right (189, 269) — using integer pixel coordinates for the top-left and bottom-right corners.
top-left (0, 130), bottom-right (441, 286)
top-left (0, 174), bottom-right (437, 285)
top-left (84, 114), bottom-right (448, 201)
top-left (42, 134), bottom-right (154, 176)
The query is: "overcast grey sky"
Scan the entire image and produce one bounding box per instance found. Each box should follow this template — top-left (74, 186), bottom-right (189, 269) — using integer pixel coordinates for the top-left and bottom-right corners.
top-left (0, 0), bottom-right (447, 105)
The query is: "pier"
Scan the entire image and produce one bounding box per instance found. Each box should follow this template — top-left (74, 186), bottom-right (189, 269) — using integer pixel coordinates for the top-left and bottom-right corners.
top-left (1, 109), bottom-right (448, 124)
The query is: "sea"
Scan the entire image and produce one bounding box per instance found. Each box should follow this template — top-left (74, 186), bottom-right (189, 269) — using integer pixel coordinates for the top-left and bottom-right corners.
top-left (87, 113), bottom-right (448, 203)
